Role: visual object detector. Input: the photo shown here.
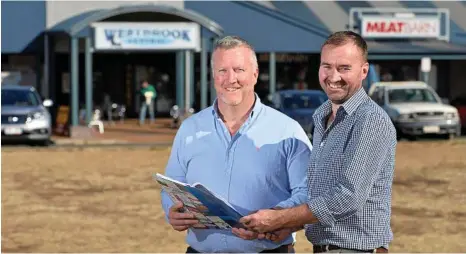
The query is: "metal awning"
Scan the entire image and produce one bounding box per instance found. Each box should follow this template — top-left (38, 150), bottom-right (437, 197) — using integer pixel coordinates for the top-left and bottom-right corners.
top-left (367, 40), bottom-right (466, 60)
top-left (185, 1), bottom-right (331, 52)
top-left (47, 4), bottom-right (224, 38)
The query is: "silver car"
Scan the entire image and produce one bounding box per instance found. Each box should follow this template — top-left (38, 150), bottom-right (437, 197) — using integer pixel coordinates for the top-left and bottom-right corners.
top-left (1, 85), bottom-right (53, 145)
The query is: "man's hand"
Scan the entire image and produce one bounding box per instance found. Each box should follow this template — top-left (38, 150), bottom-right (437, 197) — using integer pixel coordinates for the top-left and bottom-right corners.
top-left (168, 202), bottom-right (199, 231)
top-left (239, 209), bottom-right (284, 233)
top-left (231, 227), bottom-right (261, 240)
top-left (259, 228), bottom-right (293, 243)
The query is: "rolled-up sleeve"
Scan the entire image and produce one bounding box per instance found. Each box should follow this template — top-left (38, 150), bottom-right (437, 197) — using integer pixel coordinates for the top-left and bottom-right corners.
top-left (308, 113), bottom-right (395, 227)
top-left (275, 122), bottom-right (312, 209)
top-left (160, 123), bottom-right (188, 221)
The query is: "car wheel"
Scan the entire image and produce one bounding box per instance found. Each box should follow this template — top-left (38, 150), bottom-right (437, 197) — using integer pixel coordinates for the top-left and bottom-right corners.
top-left (406, 135), bottom-right (418, 141)
top-left (442, 133), bottom-right (455, 140)
top-left (37, 139), bottom-right (51, 146)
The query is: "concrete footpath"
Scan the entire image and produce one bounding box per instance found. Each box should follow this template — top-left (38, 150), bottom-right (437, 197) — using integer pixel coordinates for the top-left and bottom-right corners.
top-left (51, 118), bottom-right (177, 147)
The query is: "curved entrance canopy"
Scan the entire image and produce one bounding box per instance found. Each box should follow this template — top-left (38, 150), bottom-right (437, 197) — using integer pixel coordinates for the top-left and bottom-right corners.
top-left (49, 4), bottom-right (224, 130)
top-left (49, 4), bottom-right (224, 37)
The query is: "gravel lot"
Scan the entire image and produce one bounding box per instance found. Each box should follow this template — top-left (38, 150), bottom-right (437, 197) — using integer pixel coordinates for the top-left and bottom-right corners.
top-left (2, 139), bottom-right (466, 252)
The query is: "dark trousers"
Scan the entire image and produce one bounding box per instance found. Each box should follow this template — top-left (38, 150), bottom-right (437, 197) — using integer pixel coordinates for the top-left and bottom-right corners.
top-left (313, 245), bottom-right (389, 253)
top-left (186, 244), bottom-right (294, 253)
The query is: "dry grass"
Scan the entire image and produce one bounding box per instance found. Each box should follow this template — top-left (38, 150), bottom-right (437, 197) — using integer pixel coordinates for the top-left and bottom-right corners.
top-left (2, 140), bottom-right (466, 252)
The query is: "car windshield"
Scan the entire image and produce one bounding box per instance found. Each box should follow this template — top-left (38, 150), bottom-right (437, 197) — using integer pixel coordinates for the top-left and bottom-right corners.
top-left (1, 89), bottom-right (40, 106)
top-left (282, 93), bottom-right (327, 109)
top-left (388, 88), bottom-right (439, 103)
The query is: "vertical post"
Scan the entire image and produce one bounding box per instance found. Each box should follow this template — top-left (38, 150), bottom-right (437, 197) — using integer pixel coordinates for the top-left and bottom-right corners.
top-left (70, 36), bottom-right (79, 126)
top-left (200, 37), bottom-right (208, 109)
top-left (35, 50), bottom-right (42, 94)
top-left (43, 34), bottom-right (49, 99)
top-left (210, 61), bottom-right (216, 104)
top-left (210, 37), bottom-right (217, 104)
top-left (423, 72), bottom-right (429, 86)
top-left (421, 57), bottom-right (431, 86)
top-left (190, 50), bottom-right (195, 109)
top-left (176, 50), bottom-right (185, 110)
top-left (134, 65), bottom-right (140, 114)
top-left (269, 52), bottom-right (276, 97)
top-left (185, 50), bottom-right (191, 111)
top-left (49, 36), bottom-right (56, 104)
top-left (85, 37), bottom-right (93, 124)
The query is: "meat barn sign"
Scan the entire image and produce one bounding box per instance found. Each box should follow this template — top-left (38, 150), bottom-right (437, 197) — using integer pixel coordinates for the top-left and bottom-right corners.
top-left (361, 16), bottom-right (440, 38)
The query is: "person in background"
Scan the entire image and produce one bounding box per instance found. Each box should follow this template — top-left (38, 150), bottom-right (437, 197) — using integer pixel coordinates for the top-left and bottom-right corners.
top-left (139, 79), bottom-right (157, 125)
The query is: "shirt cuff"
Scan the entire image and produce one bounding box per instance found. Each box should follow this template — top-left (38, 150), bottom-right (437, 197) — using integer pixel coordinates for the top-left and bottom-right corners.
top-left (308, 196), bottom-right (336, 227)
top-left (274, 200), bottom-right (294, 209)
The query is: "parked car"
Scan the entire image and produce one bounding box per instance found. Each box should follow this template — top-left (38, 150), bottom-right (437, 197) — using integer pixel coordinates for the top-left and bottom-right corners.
top-left (451, 96), bottom-right (466, 133)
top-left (1, 84), bottom-right (54, 145)
top-left (269, 89), bottom-right (328, 140)
top-left (368, 81), bottom-right (461, 140)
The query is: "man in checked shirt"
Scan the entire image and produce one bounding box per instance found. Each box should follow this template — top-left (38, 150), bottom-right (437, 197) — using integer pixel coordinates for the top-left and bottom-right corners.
top-left (240, 31), bottom-right (397, 253)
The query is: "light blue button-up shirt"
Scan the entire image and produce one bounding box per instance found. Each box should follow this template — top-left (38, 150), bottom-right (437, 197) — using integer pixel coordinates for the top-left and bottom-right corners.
top-left (161, 96), bottom-right (312, 253)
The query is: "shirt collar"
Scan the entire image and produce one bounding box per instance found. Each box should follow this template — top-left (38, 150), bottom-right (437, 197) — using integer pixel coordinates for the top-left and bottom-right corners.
top-left (211, 93), bottom-right (263, 121)
top-left (314, 87), bottom-right (368, 123)
top-left (340, 87), bottom-right (368, 116)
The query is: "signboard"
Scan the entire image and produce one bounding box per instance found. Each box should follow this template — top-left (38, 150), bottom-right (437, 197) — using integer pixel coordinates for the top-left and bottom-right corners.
top-left (421, 57), bottom-right (431, 72)
top-left (54, 105), bottom-right (70, 136)
top-left (361, 16), bottom-right (440, 38)
top-left (92, 22), bottom-right (201, 51)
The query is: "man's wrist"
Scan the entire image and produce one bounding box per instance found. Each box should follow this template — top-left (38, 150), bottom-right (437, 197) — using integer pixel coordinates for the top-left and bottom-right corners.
top-left (274, 208), bottom-right (289, 229)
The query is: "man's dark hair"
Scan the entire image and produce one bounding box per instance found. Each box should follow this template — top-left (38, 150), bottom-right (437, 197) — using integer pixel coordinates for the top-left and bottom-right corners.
top-left (321, 31), bottom-right (368, 62)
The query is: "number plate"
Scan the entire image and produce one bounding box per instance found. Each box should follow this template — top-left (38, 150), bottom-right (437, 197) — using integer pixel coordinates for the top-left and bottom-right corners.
top-left (4, 127), bottom-right (23, 135)
top-left (423, 125), bottom-right (440, 133)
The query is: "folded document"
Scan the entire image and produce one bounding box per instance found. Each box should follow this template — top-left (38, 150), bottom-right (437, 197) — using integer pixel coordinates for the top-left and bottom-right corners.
top-left (154, 173), bottom-right (246, 230)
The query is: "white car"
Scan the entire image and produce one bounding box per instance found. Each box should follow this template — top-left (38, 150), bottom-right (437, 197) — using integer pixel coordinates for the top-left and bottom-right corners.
top-left (1, 84), bottom-right (53, 145)
top-left (368, 81), bottom-right (461, 140)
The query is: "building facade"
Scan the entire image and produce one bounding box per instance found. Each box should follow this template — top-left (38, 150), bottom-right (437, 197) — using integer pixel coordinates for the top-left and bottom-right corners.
top-left (2, 1), bottom-right (466, 135)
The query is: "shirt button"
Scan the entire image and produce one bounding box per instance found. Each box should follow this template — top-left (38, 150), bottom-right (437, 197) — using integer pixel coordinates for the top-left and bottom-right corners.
top-left (320, 141), bottom-right (324, 147)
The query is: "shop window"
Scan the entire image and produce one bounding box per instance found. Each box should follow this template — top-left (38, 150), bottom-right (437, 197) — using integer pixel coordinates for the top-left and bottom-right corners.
top-left (257, 53), bottom-right (316, 99)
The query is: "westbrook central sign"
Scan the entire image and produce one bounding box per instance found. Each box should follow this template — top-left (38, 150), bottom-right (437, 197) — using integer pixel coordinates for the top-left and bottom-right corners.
top-left (92, 22), bottom-right (201, 51)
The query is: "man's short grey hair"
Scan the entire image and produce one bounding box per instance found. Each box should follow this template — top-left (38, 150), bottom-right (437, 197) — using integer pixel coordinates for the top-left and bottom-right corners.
top-left (210, 36), bottom-right (258, 75)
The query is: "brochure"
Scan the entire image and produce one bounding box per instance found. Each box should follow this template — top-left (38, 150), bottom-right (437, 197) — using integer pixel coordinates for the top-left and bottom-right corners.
top-left (154, 173), bottom-right (246, 230)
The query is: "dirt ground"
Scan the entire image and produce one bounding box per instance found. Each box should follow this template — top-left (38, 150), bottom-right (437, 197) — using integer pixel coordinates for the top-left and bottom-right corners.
top-left (2, 140), bottom-right (466, 252)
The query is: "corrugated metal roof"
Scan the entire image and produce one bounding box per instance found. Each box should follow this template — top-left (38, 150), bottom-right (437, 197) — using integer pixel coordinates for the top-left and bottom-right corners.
top-left (1, 1), bottom-right (46, 53)
top-left (186, 1), bottom-right (330, 52)
top-left (252, 0), bottom-right (466, 46)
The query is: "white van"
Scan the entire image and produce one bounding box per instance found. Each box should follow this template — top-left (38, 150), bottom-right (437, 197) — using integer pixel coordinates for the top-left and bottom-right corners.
top-left (368, 81), bottom-right (461, 140)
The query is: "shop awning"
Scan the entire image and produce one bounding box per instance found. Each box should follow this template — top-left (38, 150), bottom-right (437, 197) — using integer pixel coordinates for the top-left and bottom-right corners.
top-left (47, 4), bottom-right (224, 38)
top-left (185, 1), bottom-right (331, 53)
top-left (367, 40), bottom-right (466, 60)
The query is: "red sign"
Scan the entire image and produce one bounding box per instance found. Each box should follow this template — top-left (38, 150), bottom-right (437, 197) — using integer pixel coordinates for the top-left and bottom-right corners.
top-left (362, 17), bottom-right (440, 38)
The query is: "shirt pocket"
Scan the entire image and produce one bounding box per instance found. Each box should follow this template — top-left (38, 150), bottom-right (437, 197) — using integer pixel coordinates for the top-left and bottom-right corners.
top-left (249, 142), bottom-right (287, 183)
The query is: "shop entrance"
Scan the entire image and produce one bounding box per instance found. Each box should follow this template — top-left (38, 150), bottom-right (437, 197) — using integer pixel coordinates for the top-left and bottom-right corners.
top-left (91, 52), bottom-right (176, 118)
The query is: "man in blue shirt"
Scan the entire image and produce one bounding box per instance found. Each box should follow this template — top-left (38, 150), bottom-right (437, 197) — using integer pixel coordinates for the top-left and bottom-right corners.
top-left (240, 31), bottom-right (396, 253)
top-left (160, 35), bottom-right (312, 253)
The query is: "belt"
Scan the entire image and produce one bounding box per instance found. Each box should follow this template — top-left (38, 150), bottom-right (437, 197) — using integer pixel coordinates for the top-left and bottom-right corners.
top-left (313, 245), bottom-right (388, 253)
top-left (187, 243), bottom-right (294, 253)
top-left (263, 243), bottom-right (294, 253)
